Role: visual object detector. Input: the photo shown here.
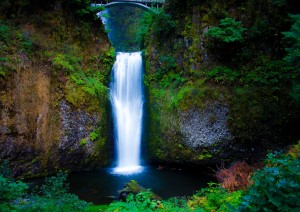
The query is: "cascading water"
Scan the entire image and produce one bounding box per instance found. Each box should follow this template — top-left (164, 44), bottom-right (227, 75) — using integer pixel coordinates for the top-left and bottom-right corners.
top-left (110, 52), bottom-right (144, 174)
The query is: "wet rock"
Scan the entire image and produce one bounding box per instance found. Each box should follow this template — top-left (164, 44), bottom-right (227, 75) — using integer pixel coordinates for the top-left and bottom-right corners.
top-left (118, 180), bottom-right (162, 201)
top-left (180, 103), bottom-right (233, 149)
top-left (58, 100), bottom-right (103, 170)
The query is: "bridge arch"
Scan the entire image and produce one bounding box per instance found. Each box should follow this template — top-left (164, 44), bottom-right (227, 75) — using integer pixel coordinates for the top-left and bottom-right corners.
top-left (103, 2), bottom-right (152, 11)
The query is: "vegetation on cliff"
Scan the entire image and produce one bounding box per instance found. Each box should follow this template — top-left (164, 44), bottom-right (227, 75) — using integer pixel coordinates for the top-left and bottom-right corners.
top-left (0, 0), bottom-right (114, 177)
top-left (141, 0), bottom-right (300, 164)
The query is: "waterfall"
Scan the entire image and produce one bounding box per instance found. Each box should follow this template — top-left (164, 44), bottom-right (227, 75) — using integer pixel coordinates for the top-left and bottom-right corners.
top-left (111, 52), bottom-right (144, 174)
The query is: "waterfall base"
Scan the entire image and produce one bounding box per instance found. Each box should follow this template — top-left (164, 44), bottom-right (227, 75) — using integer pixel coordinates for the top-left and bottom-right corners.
top-left (113, 166), bottom-right (143, 175)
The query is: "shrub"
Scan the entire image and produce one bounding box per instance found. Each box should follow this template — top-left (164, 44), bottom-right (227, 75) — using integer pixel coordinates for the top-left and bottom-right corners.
top-left (287, 140), bottom-right (300, 159)
top-left (107, 190), bottom-right (161, 212)
top-left (239, 152), bottom-right (300, 211)
top-left (206, 66), bottom-right (240, 84)
top-left (17, 171), bottom-right (90, 211)
top-left (206, 18), bottom-right (246, 43)
top-left (40, 171), bottom-right (69, 198)
top-left (151, 10), bottom-right (176, 38)
top-left (0, 175), bottom-right (28, 202)
top-left (216, 162), bottom-right (256, 192)
top-left (188, 183), bottom-right (243, 211)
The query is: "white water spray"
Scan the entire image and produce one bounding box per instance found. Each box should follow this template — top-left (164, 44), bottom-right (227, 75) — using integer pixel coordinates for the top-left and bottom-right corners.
top-left (111, 52), bottom-right (144, 174)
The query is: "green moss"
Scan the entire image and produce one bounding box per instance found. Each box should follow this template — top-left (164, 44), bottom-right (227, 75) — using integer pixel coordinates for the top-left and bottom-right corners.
top-left (80, 138), bottom-right (87, 146)
top-left (89, 129), bottom-right (100, 141)
top-left (198, 151), bottom-right (213, 161)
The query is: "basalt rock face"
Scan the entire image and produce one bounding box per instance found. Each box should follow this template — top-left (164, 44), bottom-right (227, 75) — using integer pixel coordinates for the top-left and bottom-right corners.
top-left (58, 100), bottom-right (104, 171)
top-left (147, 100), bottom-right (237, 165)
top-left (180, 104), bottom-right (232, 149)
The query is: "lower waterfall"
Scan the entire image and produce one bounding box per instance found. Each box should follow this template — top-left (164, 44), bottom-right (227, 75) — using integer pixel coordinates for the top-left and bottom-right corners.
top-left (110, 52), bottom-right (144, 174)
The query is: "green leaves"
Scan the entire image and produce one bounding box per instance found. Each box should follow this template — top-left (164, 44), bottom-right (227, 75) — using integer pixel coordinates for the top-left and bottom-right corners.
top-left (40, 171), bottom-right (69, 199)
top-left (283, 14), bottom-right (300, 69)
top-left (188, 183), bottom-right (243, 212)
top-left (283, 14), bottom-right (300, 102)
top-left (151, 10), bottom-right (176, 38)
top-left (107, 190), bottom-right (161, 212)
top-left (0, 24), bottom-right (10, 43)
top-left (206, 66), bottom-right (240, 84)
top-left (240, 152), bottom-right (300, 211)
top-left (89, 129), bottom-right (100, 141)
top-left (52, 54), bottom-right (78, 73)
top-left (206, 18), bottom-right (246, 43)
top-left (0, 176), bottom-right (28, 202)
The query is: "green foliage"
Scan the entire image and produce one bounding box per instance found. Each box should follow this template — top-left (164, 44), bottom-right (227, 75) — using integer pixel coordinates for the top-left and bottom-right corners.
top-left (206, 18), bottom-right (246, 43)
top-left (17, 194), bottom-right (90, 212)
top-left (151, 10), bottom-right (176, 38)
top-left (0, 162), bottom-right (90, 212)
top-left (138, 12), bottom-right (154, 45)
top-left (146, 55), bottom-right (178, 87)
top-left (283, 14), bottom-right (300, 69)
top-left (283, 14), bottom-right (300, 101)
top-left (160, 197), bottom-right (189, 212)
top-left (0, 161), bottom-right (28, 208)
top-left (100, 47), bottom-right (116, 70)
top-left (210, 58), bottom-right (292, 87)
top-left (107, 191), bottom-right (160, 212)
top-left (240, 152), bottom-right (300, 211)
top-left (70, 72), bottom-right (108, 99)
top-left (62, 0), bottom-right (104, 20)
top-left (0, 160), bottom-right (12, 179)
top-left (188, 183), bottom-right (243, 211)
top-left (90, 129), bottom-right (100, 141)
top-left (272, 0), bottom-right (287, 7)
top-left (52, 53), bottom-right (82, 73)
top-left (0, 24), bottom-right (10, 43)
top-left (80, 138), bottom-right (87, 146)
top-left (40, 171), bottom-right (69, 198)
top-left (241, 58), bottom-right (292, 89)
top-left (82, 76), bottom-right (108, 98)
top-left (17, 171), bottom-right (90, 211)
top-left (0, 175), bottom-right (28, 202)
top-left (207, 66), bottom-right (240, 84)
top-left (172, 80), bottom-right (207, 110)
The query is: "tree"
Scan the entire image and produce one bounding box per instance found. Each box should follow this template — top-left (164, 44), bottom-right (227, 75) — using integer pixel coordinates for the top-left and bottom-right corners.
top-left (282, 14), bottom-right (300, 102)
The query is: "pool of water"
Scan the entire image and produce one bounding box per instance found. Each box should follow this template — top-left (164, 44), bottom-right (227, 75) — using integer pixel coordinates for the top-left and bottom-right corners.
top-left (67, 166), bottom-right (214, 204)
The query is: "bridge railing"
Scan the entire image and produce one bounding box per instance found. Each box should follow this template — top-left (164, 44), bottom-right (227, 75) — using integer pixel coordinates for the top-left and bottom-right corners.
top-left (97, 0), bottom-right (165, 4)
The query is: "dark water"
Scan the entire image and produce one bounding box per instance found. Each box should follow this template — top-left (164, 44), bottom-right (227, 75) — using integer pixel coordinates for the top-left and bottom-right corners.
top-left (67, 166), bottom-right (214, 204)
